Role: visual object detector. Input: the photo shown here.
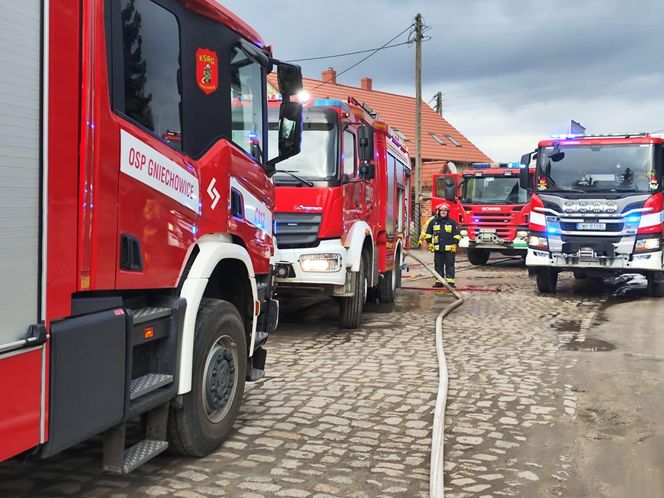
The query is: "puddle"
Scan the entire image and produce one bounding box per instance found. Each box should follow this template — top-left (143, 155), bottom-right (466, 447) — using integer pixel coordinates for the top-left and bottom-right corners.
top-left (559, 336), bottom-right (616, 352)
top-left (551, 319), bottom-right (582, 333)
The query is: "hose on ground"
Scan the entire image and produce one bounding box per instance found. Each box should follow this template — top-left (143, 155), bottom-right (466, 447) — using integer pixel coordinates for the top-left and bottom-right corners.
top-left (404, 251), bottom-right (464, 498)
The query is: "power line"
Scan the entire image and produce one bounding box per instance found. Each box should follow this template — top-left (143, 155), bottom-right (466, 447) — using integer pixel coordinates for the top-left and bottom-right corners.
top-left (312, 23), bottom-right (416, 91)
top-left (287, 41), bottom-right (412, 63)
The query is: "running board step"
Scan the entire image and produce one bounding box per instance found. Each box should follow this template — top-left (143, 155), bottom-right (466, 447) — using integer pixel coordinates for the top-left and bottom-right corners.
top-left (129, 307), bottom-right (172, 325)
top-left (130, 373), bottom-right (173, 400)
top-left (122, 439), bottom-right (168, 474)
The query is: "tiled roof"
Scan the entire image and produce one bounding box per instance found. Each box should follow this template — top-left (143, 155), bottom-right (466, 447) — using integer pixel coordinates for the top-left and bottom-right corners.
top-left (268, 74), bottom-right (492, 164)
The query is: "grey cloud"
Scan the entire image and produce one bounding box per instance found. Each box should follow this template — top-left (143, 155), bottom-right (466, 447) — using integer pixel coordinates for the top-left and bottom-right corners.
top-left (221, 0), bottom-right (664, 160)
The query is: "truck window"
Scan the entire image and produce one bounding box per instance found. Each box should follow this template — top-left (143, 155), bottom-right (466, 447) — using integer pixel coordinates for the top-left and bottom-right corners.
top-left (230, 47), bottom-right (265, 162)
top-left (343, 130), bottom-right (356, 176)
top-left (119, 0), bottom-right (182, 150)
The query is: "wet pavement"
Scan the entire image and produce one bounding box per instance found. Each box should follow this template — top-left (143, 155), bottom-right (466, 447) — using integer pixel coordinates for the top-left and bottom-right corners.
top-left (1, 250), bottom-right (662, 497)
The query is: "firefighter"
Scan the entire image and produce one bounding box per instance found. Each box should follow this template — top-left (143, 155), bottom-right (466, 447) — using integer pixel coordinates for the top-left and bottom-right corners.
top-left (425, 203), bottom-right (461, 287)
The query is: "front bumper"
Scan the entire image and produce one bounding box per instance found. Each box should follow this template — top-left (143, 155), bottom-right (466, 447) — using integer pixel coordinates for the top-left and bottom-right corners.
top-left (526, 248), bottom-right (664, 271)
top-left (460, 235), bottom-right (528, 251)
top-left (272, 239), bottom-right (347, 286)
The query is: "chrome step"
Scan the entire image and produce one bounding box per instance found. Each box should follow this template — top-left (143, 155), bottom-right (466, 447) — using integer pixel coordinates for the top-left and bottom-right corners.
top-left (122, 439), bottom-right (168, 474)
top-left (129, 307), bottom-right (172, 325)
top-left (129, 373), bottom-right (173, 400)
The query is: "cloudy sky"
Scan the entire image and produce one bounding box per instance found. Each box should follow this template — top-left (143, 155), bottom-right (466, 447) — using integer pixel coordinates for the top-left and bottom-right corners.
top-left (223, 0), bottom-right (664, 162)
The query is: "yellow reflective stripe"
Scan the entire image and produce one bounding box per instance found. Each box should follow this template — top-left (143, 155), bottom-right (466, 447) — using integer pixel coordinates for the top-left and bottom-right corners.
top-left (453, 235), bottom-right (461, 240)
top-left (433, 225), bottom-right (441, 231)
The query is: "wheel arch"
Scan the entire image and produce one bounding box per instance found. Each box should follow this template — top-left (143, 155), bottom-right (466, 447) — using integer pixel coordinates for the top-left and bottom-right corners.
top-left (344, 221), bottom-right (375, 283)
top-left (177, 235), bottom-right (257, 395)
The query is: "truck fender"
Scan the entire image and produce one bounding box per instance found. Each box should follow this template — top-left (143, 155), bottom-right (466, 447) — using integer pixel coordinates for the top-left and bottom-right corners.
top-left (177, 234), bottom-right (257, 395)
top-left (344, 221), bottom-right (374, 273)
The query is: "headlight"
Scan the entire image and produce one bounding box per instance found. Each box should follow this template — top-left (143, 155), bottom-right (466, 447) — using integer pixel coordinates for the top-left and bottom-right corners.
top-left (529, 235), bottom-right (548, 249)
top-left (299, 253), bottom-right (342, 272)
top-left (517, 231), bottom-right (528, 238)
top-left (460, 229), bottom-right (468, 237)
top-left (635, 237), bottom-right (661, 252)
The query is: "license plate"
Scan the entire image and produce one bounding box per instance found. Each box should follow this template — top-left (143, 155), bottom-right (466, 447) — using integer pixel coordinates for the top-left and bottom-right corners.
top-left (479, 229), bottom-right (496, 233)
top-left (481, 234), bottom-right (494, 242)
top-left (577, 223), bottom-right (606, 231)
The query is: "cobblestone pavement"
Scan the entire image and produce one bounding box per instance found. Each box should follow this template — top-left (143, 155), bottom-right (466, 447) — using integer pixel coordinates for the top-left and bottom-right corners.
top-left (0, 251), bottom-right (611, 497)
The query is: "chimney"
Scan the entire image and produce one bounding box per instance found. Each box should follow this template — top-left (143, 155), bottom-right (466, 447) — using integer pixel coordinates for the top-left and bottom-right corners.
top-left (322, 67), bottom-right (337, 84)
top-left (361, 77), bottom-right (373, 91)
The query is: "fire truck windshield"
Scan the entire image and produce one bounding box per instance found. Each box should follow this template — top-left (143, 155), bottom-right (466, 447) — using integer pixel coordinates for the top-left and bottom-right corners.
top-left (536, 144), bottom-right (655, 194)
top-left (269, 108), bottom-right (338, 183)
top-left (462, 176), bottom-right (527, 205)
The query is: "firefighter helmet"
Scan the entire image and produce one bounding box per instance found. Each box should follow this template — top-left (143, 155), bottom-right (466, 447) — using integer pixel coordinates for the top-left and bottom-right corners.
top-left (436, 202), bottom-right (450, 212)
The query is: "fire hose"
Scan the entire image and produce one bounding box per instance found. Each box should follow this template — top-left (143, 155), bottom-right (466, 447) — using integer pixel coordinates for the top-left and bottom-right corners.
top-left (404, 251), bottom-right (464, 498)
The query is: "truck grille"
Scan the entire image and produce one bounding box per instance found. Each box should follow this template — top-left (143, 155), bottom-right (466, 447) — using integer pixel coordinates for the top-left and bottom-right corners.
top-left (274, 213), bottom-right (322, 249)
top-left (470, 213), bottom-right (514, 240)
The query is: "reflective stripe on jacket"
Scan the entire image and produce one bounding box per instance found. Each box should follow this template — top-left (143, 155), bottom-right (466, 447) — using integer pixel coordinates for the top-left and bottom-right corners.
top-left (425, 216), bottom-right (461, 252)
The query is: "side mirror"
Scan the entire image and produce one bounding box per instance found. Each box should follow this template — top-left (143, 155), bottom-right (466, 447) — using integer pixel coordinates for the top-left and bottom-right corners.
top-left (519, 165), bottom-right (530, 190)
top-left (358, 125), bottom-right (374, 162)
top-left (276, 62), bottom-right (303, 98)
top-left (359, 163), bottom-right (376, 180)
top-left (520, 152), bottom-right (531, 167)
top-left (267, 101), bottom-right (303, 172)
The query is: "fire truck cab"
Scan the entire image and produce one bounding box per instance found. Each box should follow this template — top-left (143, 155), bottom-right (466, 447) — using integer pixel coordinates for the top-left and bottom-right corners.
top-left (270, 98), bottom-right (411, 328)
top-left (433, 163), bottom-right (532, 265)
top-left (0, 0), bottom-right (302, 472)
top-left (522, 133), bottom-right (664, 295)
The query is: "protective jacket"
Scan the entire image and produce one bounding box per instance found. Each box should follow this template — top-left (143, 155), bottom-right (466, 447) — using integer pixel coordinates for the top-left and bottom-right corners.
top-left (425, 215), bottom-right (461, 252)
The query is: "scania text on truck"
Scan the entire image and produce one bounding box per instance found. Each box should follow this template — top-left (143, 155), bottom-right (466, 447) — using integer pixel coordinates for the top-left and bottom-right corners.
top-left (269, 98), bottom-right (411, 328)
top-left (520, 133), bottom-right (664, 295)
top-left (0, 0), bottom-right (303, 472)
top-left (433, 163), bottom-right (532, 265)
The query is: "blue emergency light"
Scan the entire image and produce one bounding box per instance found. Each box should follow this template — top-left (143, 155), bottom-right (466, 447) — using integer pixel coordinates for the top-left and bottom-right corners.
top-left (312, 99), bottom-right (351, 113)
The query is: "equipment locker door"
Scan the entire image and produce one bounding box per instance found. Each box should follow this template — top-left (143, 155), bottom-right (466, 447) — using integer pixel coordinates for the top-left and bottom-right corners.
top-left (0, 0), bottom-right (45, 461)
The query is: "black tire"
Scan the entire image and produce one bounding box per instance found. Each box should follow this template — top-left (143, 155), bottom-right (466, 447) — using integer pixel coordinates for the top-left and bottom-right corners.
top-left (647, 272), bottom-right (664, 297)
top-left (378, 253), bottom-right (398, 304)
top-left (536, 268), bottom-right (558, 293)
top-left (467, 248), bottom-right (490, 266)
top-left (340, 255), bottom-right (367, 329)
top-left (168, 299), bottom-right (247, 457)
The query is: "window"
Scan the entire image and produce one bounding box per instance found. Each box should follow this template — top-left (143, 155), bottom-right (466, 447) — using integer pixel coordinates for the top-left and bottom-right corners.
top-left (230, 47), bottom-right (265, 162)
top-left (343, 130), bottom-right (356, 176)
top-left (430, 132), bottom-right (446, 145)
top-left (120, 0), bottom-right (182, 150)
top-left (445, 134), bottom-right (461, 147)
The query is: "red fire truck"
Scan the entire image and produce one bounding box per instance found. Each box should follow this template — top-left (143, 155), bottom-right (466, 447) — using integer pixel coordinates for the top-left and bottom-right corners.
top-left (433, 163), bottom-right (532, 265)
top-left (0, 0), bottom-right (302, 472)
top-left (521, 133), bottom-right (664, 295)
top-left (269, 98), bottom-right (411, 328)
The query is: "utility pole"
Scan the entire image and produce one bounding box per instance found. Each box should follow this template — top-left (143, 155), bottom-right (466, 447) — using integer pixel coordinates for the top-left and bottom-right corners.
top-left (414, 13), bottom-right (423, 237)
top-left (434, 91), bottom-right (443, 116)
